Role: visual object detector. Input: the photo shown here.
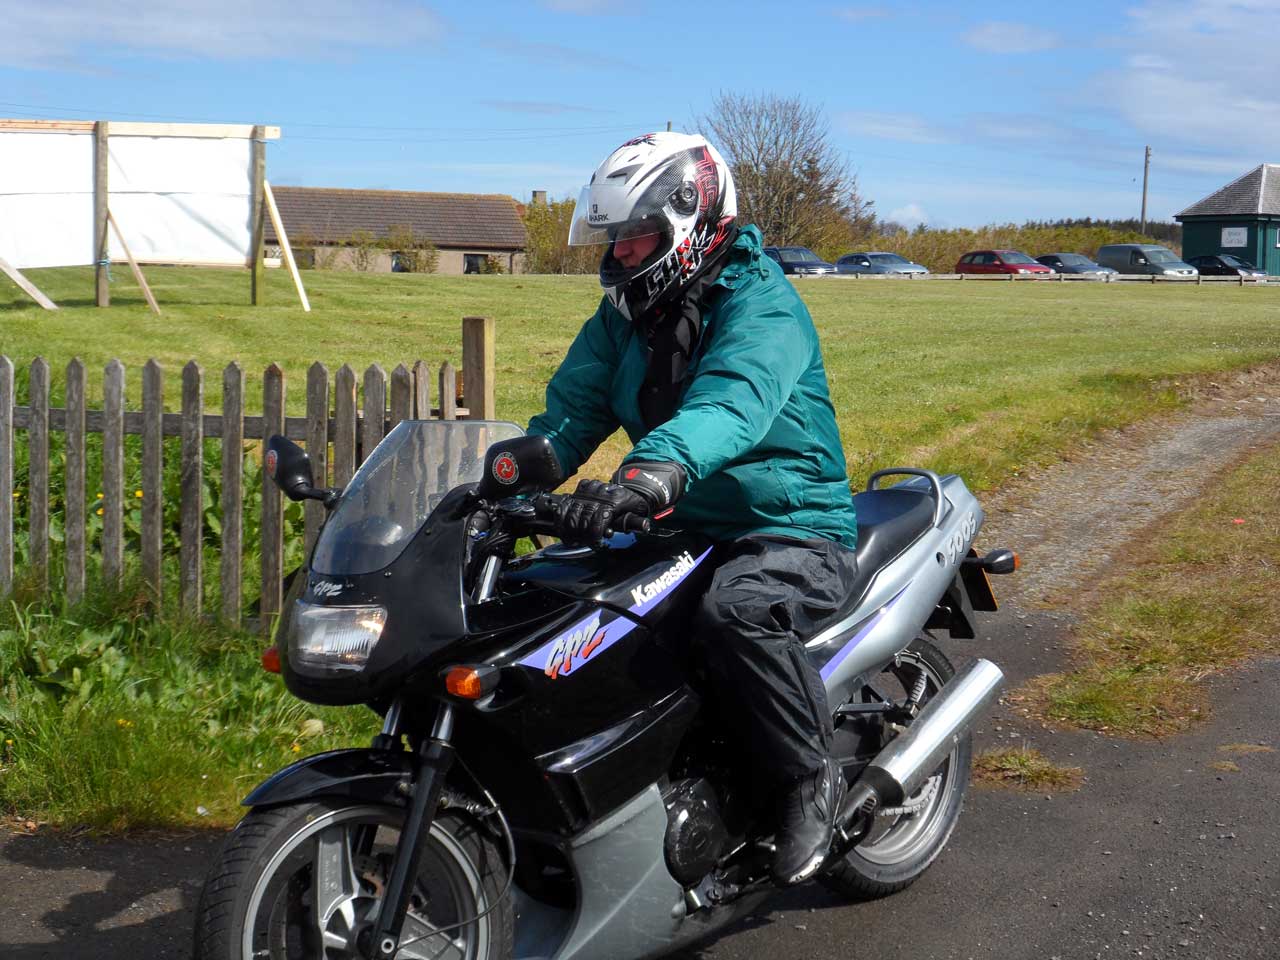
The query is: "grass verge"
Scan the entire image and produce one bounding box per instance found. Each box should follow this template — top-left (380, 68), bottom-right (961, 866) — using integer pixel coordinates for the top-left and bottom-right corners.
top-left (1028, 440), bottom-right (1280, 737)
top-left (0, 579), bottom-right (379, 831)
top-left (973, 747), bottom-right (1084, 792)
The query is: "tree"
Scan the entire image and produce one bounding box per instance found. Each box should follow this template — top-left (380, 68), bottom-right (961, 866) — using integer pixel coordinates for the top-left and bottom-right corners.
top-left (521, 196), bottom-right (600, 275)
top-left (384, 224), bottom-right (439, 273)
top-left (699, 92), bottom-right (873, 252)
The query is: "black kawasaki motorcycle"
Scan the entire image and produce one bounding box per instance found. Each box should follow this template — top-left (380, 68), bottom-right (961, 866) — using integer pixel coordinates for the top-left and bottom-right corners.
top-left (193, 419), bottom-right (1014, 960)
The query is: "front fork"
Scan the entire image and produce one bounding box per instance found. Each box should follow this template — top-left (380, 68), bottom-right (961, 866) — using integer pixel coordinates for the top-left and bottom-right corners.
top-left (367, 698), bottom-right (457, 959)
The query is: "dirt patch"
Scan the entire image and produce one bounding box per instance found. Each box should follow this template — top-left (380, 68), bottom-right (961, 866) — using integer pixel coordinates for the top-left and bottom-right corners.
top-left (980, 361), bottom-right (1280, 604)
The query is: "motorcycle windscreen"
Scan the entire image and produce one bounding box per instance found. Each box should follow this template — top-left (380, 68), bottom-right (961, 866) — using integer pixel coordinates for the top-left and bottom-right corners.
top-left (310, 419), bottom-right (524, 576)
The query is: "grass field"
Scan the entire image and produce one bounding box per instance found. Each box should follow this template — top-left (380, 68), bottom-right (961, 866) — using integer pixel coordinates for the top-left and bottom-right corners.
top-left (5, 265), bottom-right (1280, 490)
top-left (5, 266), bottom-right (1280, 829)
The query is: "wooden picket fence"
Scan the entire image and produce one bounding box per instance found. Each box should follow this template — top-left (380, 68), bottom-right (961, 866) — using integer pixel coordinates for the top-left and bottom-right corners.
top-left (0, 315), bottom-right (496, 633)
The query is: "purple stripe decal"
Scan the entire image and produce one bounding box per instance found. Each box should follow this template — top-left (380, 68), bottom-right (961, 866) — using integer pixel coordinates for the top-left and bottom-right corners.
top-left (818, 584), bottom-right (910, 682)
top-left (518, 546), bottom-right (713, 679)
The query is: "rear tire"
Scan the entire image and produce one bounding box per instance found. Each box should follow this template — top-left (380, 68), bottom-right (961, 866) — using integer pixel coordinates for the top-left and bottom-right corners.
top-left (821, 636), bottom-right (970, 901)
top-left (193, 801), bottom-right (514, 960)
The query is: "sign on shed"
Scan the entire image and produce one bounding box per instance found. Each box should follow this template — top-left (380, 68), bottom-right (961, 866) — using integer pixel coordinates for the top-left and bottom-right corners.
top-left (1221, 226), bottom-right (1248, 248)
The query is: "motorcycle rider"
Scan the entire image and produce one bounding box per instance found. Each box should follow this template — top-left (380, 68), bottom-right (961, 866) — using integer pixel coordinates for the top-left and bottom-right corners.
top-left (528, 131), bottom-right (860, 885)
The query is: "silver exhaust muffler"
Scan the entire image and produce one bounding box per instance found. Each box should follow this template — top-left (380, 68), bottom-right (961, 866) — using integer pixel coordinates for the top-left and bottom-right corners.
top-left (839, 657), bottom-right (1004, 821)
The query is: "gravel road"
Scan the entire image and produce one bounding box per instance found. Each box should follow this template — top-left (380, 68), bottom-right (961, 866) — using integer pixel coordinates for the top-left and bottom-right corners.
top-left (4, 367), bottom-right (1279, 960)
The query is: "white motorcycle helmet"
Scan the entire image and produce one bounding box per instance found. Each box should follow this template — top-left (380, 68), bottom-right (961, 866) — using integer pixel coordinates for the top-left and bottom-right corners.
top-left (568, 132), bottom-right (738, 322)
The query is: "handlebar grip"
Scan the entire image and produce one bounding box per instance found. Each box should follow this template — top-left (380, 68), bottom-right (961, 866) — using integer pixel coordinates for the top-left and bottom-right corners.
top-left (617, 513), bottom-right (651, 534)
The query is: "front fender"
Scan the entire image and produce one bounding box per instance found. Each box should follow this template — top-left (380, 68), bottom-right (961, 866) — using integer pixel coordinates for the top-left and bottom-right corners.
top-left (242, 748), bottom-right (413, 809)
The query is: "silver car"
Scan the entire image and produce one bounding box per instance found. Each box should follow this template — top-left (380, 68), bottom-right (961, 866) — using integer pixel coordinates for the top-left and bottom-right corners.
top-left (836, 252), bottom-right (930, 275)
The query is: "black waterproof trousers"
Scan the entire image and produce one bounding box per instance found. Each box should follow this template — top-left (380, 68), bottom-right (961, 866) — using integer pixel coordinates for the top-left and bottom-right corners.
top-left (695, 534), bottom-right (860, 788)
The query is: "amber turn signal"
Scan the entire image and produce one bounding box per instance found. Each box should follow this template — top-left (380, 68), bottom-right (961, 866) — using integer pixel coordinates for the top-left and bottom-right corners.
top-left (444, 664), bottom-right (499, 700)
top-left (261, 646), bottom-right (282, 674)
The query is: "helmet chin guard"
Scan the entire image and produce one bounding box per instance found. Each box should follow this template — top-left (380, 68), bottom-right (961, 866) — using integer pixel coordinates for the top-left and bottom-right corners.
top-left (568, 132), bottom-right (738, 321)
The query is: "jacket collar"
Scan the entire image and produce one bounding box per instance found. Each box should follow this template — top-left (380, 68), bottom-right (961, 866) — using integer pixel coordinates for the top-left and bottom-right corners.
top-left (714, 223), bottom-right (766, 292)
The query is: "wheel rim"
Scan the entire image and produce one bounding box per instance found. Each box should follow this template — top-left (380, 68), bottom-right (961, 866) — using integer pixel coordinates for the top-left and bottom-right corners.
top-left (241, 805), bottom-right (489, 960)
top-left (854, 651), bottom-right (960, 867)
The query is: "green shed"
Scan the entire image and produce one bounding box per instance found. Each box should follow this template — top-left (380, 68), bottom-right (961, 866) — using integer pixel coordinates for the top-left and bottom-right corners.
top-left (1175, 164), bottom-right (1280, 275)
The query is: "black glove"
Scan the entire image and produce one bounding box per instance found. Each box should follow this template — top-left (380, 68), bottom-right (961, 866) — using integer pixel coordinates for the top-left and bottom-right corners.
top-left (610, 461), bottom-right (686, 515)
top-left (558, 479), bottom-right (649, 546)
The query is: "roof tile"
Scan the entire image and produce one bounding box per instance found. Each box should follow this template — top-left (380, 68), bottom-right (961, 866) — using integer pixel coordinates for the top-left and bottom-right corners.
top-left (1176, 164), bottom-right (1280, 218)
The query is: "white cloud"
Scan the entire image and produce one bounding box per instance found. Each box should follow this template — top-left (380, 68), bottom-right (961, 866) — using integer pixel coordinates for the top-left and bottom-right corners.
top-left (0, 0), bottom-right (442, 67)
top-left (839, 111), bottom-right (948, 145)
top-left (886, 203), bottom-right (928, 228)
top-left (962, 22), bottom-right (1059, 54)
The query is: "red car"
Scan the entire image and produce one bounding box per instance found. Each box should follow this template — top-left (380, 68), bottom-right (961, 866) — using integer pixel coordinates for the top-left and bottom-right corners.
top-left (955, 249), bottom-right (1054, 275)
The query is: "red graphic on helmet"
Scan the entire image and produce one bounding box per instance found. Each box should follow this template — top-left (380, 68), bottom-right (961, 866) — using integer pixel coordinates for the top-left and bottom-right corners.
top-left (493, 452), bottom-right (519, 485)
top-left (265, 449), bottom-right (278, 479)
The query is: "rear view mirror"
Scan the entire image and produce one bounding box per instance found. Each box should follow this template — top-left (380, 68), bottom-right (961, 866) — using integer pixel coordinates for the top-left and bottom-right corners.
top-left (476, 435), bottom-right (565, 500)
top-left (266, 435), bottom-right (315, 501)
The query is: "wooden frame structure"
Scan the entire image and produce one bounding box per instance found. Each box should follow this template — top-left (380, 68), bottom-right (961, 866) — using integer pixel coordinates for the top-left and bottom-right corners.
top-left (0, 119), bottom-right (306, 312)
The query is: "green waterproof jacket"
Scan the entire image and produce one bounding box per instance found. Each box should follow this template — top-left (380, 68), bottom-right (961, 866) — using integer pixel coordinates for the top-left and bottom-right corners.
top-left (528, 225), bottom-right (857, 548)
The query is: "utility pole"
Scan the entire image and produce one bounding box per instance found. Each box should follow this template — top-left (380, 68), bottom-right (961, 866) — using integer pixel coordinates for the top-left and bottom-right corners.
top-left (666, 120), bottom-right (672, 132)
top-left (1140, 145), bottom-right (1151, 234)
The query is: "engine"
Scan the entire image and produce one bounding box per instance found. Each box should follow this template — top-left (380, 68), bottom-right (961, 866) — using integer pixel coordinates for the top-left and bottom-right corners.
top-left (662, 778), bottom-right (730, 887)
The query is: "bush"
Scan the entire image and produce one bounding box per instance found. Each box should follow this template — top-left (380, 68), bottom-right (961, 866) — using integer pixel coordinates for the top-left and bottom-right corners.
top-left (482, 255), bottom-right (505, 275)
top-left (348, 229), bottom-right (380, 272)
top-left (521, 196), bottom-right (598, 274)
top-left (384, 225), bottom-right (439, 274)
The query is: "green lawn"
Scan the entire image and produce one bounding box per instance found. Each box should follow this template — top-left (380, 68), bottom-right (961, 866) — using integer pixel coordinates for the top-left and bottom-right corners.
top-left (4, 266), bottom-right (1280, 489)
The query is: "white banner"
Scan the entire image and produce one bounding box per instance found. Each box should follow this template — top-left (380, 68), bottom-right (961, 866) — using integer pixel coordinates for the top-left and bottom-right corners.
top-left (0, 127), bottom-right (258, 269)
top-left (1221, 226), bottom-right (1248, 248)
top-left (0, 132), bottom-right (95, 268)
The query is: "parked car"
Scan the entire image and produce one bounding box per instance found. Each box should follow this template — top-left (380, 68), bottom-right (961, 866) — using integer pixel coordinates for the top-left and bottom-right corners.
top-left (1185, 254), bottom-right (1266, 278)
top-left (1095, 243), bottom-right (1197, 277)
top-left (1035, 253), bottom-right (1117, 277)
top-left (835, 252), bottom-right (929, 275)
top-left (762, 246), bottom-right (837, 276)
top-left (954, 249), bottom-right (1054, 275)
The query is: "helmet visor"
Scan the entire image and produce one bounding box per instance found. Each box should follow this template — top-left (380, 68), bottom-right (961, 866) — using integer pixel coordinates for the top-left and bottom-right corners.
top-left (567, 171), bottom-right (692, 247)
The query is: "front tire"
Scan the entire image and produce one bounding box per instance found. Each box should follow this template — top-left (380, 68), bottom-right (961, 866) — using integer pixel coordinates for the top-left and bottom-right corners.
top-left (821, 636), bottom-right (971, 901)
top-left (193, 802), bottom-right (514, 960)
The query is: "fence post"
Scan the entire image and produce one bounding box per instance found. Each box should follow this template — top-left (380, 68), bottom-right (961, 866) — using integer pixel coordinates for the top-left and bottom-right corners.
top-left (438, 363), bottom-right (457, 421)
top-left (462, 315), bottom-right (495, 420)
top-left (28, 358), bottom-right (49, 593)
top-left (390, 363), bottom-right (412, 431)
top-left (304, 362), bottom-right (329, 554)
top-left (362, 364), bottom-right (387, 462)
top-left (102, 360), bottom-right (126, 588)
top-left (65, 360), bottom-right (87, 604)
top-left (261, 363), bottom-right (285, 636)
top-left (141, 360), bottom-right (164, 607)
top-left (412, 360), bottom-right (430, 419)
top-left (333, 364), bottom-right (357, 487)
top-left (0, 357), bottom-right (12, 598)
top-left (180, 361), bottom-right (204, 615)
top-left (221, 362), bottom-right (244, 625)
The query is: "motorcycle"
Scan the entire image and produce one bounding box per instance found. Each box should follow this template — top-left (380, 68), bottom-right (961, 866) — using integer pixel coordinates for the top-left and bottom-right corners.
top-left (193, 419), bottom-right (1015, 960)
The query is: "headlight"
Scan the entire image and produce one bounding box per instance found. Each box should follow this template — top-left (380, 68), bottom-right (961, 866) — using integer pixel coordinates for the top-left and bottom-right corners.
top-left (288, 602), bottom-right (387, 673)
top-left (1163, 269), bottom-right (1181, 275)
top-left (1017, 268), bottom-right (1032, 274)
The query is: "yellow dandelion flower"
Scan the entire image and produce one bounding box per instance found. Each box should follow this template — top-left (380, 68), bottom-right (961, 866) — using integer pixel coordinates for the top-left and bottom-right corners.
top-left (4, 739), bottom-right (13, 747)
top-left (134, 489), bottom-right (143, 499)
top-left (115, 718), bottom-right (134, 729)
top-left (290, 743), bottom-right (302, 753)
top-left (11, 492), bottom-right (18, 500)
top-left (96, 492), bottom-right (104, 499)
top-left (96, 508), bottom-right (104, 516)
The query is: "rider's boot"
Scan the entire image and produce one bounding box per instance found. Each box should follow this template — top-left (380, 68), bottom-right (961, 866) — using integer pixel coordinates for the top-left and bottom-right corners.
top-left (771, 756), bottom-right (845, 885)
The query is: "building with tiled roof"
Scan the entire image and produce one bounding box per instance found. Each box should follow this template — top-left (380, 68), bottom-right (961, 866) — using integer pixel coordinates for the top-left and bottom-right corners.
top-left (1175, 165), bottom-right (1280, 275)
top-left (265, 186), bottom-right (528, 274)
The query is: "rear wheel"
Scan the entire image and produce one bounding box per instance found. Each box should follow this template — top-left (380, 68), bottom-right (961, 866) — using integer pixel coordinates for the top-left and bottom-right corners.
top-left (193, 802), bottom-right (514, 960)
top-left (821, 636), bottom-right (970, 901)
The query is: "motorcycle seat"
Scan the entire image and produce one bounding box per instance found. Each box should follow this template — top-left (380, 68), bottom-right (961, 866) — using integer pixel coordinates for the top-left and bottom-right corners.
top-left (841, 487), bottom-right (936, 608)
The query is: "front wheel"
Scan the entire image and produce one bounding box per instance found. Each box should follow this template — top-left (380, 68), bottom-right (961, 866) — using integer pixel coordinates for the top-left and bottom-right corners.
top-left (193, 802), bottom-right (514, 960)
top-left (821, 636), bottom-right (971, 901)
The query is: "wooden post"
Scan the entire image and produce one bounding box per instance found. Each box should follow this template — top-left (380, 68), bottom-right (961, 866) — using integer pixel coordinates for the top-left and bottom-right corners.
top-left (28, 358), bottom-right (50, 593)
top-left (462, 316), bottom-right (495, 420)
top-left (411, 360), bottom-right (430, 418)
top-left (261, 364), bottom-right (285, 635)
top-left (179, 361), bottom-right (204, 615)
top-left (95, 121), bottom-right (110, 308)
top-left (107, 209), bottom-right (161, 315)
top-left (362, 364), bottom-right (387, 460)
top-left (102, 360), bottom-right (125, 586)
top-left (0, 256), bottom-right (58, 310)
top-left (438, 363), bottom-right (457, 421)
top-left (389, 364), bottom-right (412, 431)
top-left (0, 357), bottom-right (12, 598)
top-left (65, 359), bottom-right (87, 604)
top-left (333, 364), bottom-right (357, 487)
top-left (304, 362), bottom-right (329, 554)
top-left (221, 362), bottom-right (244, 626)
top-left (262, 180), bottom-right (311, 311)
top-left (250, 125), bottom-right (267, 305)
top-left (141, 360), bottom-right (164, 608)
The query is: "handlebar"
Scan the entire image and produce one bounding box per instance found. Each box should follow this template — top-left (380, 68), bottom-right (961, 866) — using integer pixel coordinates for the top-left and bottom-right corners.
top-left (521, 492), bottom-right (651, 542)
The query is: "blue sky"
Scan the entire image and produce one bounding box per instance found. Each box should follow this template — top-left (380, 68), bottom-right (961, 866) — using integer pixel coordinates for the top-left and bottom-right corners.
top-left (5, 0), bottom-right (1278, 228)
